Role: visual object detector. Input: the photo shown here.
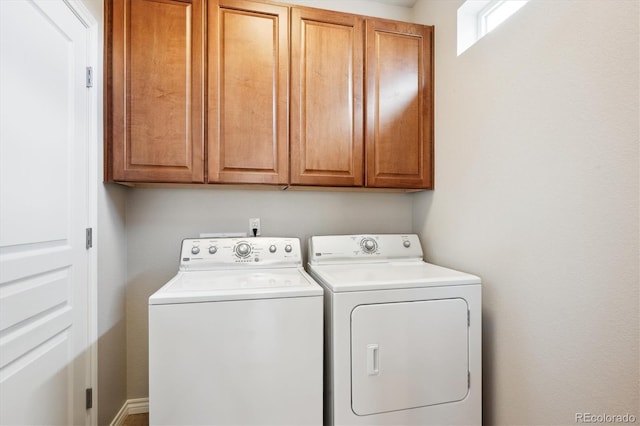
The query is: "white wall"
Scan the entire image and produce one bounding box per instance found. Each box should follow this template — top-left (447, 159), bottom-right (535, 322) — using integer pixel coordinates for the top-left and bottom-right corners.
top-left (125, 188), bottom-right (413, 398)
top-left (97, 185), bottom-right (127, 426)
top-left (285, 0), bottom-right (411, 20)
top-left (412, 0), bottom-right (639, 424)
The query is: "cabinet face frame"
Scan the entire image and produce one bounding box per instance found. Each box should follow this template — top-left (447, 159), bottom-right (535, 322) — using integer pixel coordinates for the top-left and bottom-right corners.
top-left (365, 19), bottom-right (434, 189)
top-left (207, 0), bottom-right (289, 185)
top-left (290, 7), bottom-right (364, 187)
top-left (107, 0), bottom-right (205, 183)
top-left (105, 0), bottom-right (434, 190)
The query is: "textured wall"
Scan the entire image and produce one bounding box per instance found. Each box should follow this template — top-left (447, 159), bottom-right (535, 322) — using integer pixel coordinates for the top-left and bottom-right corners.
top-left (285, 0), bottom-right (411, 20)
top-left (97, 184), bottom-right (127, 426)
top-left (412, 1), bottom-right (639, 424)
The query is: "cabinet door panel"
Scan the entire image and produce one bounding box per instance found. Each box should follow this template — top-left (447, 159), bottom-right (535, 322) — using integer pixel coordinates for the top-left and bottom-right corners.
top-left (109, 0), bottom-right (204, 183)
top-left (208, 0), bottom-right (288, 184)
top-left (365, 20), bottom-right (433, 189)
top-left (290, 8), bottom-right (363, 187)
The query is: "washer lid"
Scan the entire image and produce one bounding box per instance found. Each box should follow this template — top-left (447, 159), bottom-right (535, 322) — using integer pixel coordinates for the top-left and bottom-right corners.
top-left (307, 261), bottom-right (480, 292)
top-left (149, 268), bottom-right (323, 305)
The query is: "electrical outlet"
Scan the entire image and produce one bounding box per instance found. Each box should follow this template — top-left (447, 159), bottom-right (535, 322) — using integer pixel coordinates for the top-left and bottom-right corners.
top-left (249, 218), bottom-right (261, 237)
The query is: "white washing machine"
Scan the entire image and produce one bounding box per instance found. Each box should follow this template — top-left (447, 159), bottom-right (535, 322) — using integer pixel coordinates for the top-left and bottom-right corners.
top-left (149, 237), bottom-right (323, 425)
top-left (307, 234), bottom-right (481, 426)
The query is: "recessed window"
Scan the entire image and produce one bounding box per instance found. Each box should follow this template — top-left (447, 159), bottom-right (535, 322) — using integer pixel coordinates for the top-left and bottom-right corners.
top-left (457, 0), bottom-right (529, 55)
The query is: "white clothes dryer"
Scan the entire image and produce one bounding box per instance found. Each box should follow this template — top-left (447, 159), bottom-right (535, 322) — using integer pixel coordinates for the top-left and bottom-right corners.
top-left (149, 237), bottom-right (323, 425)
top-left (307, 234), bottom-right (481, 426)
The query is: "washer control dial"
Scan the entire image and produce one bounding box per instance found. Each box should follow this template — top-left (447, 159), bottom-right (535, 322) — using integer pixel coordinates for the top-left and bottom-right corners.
top-left (361, 238), bottom-right (378, 253)
top-left (269, 245), bottom-right (277, 253)
top-left (403, 240), bottom-right (411, 248)
top-left (209, 246), bottom-right (218, 255)
top-left (284, 244), bottom-right (293, 253)
top-left (191, 246), bottom-right (200, 255)
top-left (235, 242), bottom-right (251, 258)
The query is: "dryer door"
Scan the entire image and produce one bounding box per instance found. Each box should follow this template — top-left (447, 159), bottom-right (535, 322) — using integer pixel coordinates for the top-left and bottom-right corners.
top-left (351, 298), bottom-right (469, 416)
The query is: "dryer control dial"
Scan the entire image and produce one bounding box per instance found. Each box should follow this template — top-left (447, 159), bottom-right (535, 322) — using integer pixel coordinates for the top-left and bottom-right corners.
top-left (235, 242), bottom-right (251, 258)
top-left (361, 238), bottom-right (378, 254)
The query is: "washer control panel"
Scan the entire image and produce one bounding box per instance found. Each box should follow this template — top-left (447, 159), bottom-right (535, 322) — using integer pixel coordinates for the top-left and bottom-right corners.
top-left (180, 237), bottom-right (302, 270)
top-left (309, 234), bottom-right (422, 264)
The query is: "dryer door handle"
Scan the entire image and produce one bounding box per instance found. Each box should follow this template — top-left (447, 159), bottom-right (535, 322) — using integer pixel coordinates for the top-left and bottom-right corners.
top-left (366, 344), bottom-right (380, 376)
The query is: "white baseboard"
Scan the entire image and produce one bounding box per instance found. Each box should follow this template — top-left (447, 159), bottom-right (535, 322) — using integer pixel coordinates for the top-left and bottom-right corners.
top-left (110, 398), bottom-right (149, 426)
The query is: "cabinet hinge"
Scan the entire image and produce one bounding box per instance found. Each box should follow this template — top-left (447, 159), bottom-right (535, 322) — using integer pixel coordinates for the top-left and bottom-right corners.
top-left (85, 388), bottom-right (93, 409)
top-left (86, 228), bottom-right (93, 249)
top-left (86, 66), bottom-right (93, 88)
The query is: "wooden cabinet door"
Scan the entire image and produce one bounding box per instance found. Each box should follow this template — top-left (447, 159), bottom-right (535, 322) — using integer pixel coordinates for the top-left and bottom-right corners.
top-left (208, 0), bottom-right (288, 184)
top-left (108, 0), bottom-right (204, 183)
top-left (365, 20), bottom-right (433, 189)
top-left (290, 8), bottom-right (364, 187)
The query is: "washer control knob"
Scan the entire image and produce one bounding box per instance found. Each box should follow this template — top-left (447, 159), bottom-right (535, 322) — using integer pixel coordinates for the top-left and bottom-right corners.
top-left (269, 245), bottom-right (277, 253)
top-left (235, 242), bottom-right (251, 258)
top-left (284, 244), bottom-right (292, 253)
top-left (403, 240), bottom-right (411, 248)
top-left (191, 246), bottom-right (200, 255)
top-left (209, 246), bottom-right (218, 255)
top-left (361, 238), bottom-right (377, 253)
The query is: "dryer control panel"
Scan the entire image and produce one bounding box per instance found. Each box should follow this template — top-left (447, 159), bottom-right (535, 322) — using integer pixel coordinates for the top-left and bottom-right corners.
top-left (308, 234), bottom-right (423, 264)
top-left (179, 237), bottom-right (302, 270)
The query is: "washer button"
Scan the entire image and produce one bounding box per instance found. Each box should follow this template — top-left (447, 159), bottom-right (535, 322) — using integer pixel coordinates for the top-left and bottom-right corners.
top-left (235, 243), bottom-right (251, 258)
top-left (361, 238), bottom-right (378, 253)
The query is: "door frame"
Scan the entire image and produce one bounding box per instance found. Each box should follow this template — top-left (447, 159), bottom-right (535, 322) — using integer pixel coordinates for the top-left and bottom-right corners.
top-left (65, 1), bottom-right (99, 424)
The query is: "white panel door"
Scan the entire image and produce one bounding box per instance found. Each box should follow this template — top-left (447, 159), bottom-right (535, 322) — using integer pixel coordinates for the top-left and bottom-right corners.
top-left (351, 298), bottom-right (469, 416)
top-left (0, 1), bottom-right (91, 425)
